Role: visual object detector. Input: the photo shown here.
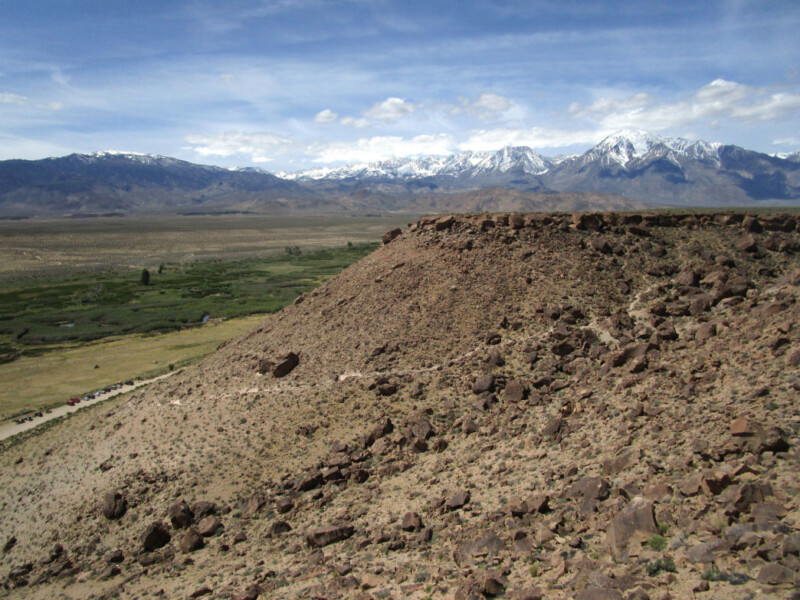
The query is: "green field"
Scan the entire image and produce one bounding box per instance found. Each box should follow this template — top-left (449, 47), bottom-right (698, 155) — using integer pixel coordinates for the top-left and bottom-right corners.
top-left (0, 214), bottom-right (412, 420)
top-left (0, 243), bottom-right (377, 362)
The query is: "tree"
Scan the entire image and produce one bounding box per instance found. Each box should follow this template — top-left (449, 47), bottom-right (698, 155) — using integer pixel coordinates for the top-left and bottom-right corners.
top-left (140, 268), bottom-right (150, 286)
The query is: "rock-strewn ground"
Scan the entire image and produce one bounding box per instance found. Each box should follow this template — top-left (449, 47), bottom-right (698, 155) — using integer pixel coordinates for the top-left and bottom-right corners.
top-left (1, 211), bottom-right (799, 600)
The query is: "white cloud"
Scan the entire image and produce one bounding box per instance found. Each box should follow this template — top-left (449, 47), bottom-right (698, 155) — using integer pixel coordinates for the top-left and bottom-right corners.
top-left (314, 108), bottom-right (338, 123)
top-left (570, 79), bottom-right (800, 132)
top-left (363, 97), bottom-right (417, 122)
top-left (460, 127), bottom-right (603, 152)
top-left (0, 92), bottom-right (62, 110)
top-left (311, 133), bottom-right (456, 163)
top-left (0, 92), bottom-right (29, 105)
top-left (448, 93), bottom-right (513, 120)
top-left (339, 115), bottom-right (370, 129)
top-left (184, 130), bottom-right (294, 162)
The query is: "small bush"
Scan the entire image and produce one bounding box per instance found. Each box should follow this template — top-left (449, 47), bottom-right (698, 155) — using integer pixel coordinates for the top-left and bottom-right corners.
top-left (646, 556), bottom-right (676, 576)
top-left (646, 534), bottom-right (667, 551)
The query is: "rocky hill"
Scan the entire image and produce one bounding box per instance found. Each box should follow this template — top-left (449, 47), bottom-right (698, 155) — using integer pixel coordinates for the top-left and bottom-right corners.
top-left (1, 211), bottom-right (799, 599)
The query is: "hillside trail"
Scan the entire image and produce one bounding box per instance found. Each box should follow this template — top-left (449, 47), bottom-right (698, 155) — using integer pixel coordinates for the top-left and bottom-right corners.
top-left (0, 371), bottom-right (177, 441)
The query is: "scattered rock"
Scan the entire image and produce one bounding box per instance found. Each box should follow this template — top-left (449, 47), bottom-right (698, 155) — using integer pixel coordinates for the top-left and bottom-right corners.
top-left (101, 491), bottom-right (127, 520)
top-left (306, 524), bottom-right (354, 547)
top-left (140, 522), bottom-right (171, 552)
top-left (180, 528), bottom-right (204, 553)
top-left (446, 490), bottom-right (471, 511)
top-left (169, 499), bottom-right (194, 529)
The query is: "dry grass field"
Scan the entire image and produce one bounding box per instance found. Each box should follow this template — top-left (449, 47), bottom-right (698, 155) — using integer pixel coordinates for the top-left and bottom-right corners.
top-left (0, 214), bottom-right (410, 421)
top-left (0, 314), bottom-right (267, 421)
top-left (0, 214), bottom-right (411, 283)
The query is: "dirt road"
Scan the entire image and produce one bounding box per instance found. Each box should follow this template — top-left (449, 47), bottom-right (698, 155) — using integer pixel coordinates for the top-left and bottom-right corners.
top-left (0, 371), bottom-right (177, 442)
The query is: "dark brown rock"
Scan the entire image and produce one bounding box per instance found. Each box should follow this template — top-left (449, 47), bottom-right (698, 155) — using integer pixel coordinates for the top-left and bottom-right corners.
top-left (757, 563), bottom-right (796, 585)
top-left (268, 520), bottom-right (292, 536)
top-left (196, 516), bottom-right (222, 537)
top-left (381, 228), bottom-right (402, 245)
top-left (191, 501), bottom-right (217, 519)
top-left (606, 498), bottom-right (659, 561)
top-left (272, 352), bottom-right (299, 377)
top-left (453, 532), bottom-right (505, 566)
top-left (446, 490), bottom-right (471, 511)
top-left (401, 512), bottom-right (423, 531)
top-left (306, 524), bottom-right (354, 547)
top-left (276, 497), bottom-right (294, 514)
top-left (140, 521), bottom-right (171, 552)
top-left (295, 472), bottom-right (323, 491)
top-left (169, 499), bottom-right (194, 529)
top-left (180, 528), bottom-right (204, 553)
top-left (101, 491), bottom-right (127, 520)
top-left (472, 375), bottom-right (495, 394)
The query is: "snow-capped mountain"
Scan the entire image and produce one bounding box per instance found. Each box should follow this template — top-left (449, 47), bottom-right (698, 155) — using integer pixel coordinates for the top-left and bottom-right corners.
top-left (2, 131), bottom-right (799, 216)
top-left (572, 130), bottom-right (723, 168)
top-left (287, 131), bottom-right (800, 206)
top-left (0, 151), bottom-right (316, 217)
top-left (282, 146), bottom-right (551, 182)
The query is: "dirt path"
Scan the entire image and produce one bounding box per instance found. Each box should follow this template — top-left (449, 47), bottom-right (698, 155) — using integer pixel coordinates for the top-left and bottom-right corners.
top-left (0, 371), bottom-right (177, 442)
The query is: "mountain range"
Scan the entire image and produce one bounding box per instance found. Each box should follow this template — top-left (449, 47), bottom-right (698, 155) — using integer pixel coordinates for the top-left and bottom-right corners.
top-left (1, 132), bottom-right (799, 216)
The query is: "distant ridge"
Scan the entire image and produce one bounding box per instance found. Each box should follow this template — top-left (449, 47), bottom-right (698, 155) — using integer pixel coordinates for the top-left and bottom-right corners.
top-left (1, 131), bottom-right (799, 215)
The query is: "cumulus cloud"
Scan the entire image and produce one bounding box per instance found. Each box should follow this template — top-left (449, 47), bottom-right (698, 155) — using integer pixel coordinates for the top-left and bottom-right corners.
top-left (340, 115), bottom-right (371, 129)
top-left (570, 79), bottom-right (800, 132)
top-left (363, 97), bottom-right (417, 122)
top-left (311, 133), bottom-right (456, 163)
top-left (185, 130), bottom-right (294, 163)
top-left (448, 93), bottom-right (513, 120)
top-left (460, 127), bottom-right (602, 152)
top-left (314, 108), bottom-right (338, 123)
top-left (0, 92), bottom-right (62, 110)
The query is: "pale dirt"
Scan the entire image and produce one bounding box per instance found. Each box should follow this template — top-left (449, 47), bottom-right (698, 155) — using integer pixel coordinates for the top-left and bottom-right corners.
top-left (1, 212), bottom-right (798, 600)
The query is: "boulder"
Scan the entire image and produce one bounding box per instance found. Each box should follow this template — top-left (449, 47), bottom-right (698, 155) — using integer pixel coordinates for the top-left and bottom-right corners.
top-left (401, 512), bottom-right (423, 531)
top-left (196, 516), bottom-right (223, 537)
top-left (169, 499), bottom-right (194, 529)
top-left (306, 524), bottom-right (354, 548)
top-left (472, 375), bottom-right (495, 394)
top-left (606, 498), bottom-right (659, 561)
top-left (140, 522), bottom-right (171, 552)
top-left (381, 228), bottom-right (402, 244)
top-left (272, 352), bottom-right (299, 377)
top-left (446, 490), bottom-right (470, 511)
top-left (453, 532), bottom-right (505, 567)
top-left (180, 528), bottom-right (204, 553)
top-left (101, 491), bottom-right (127, 520)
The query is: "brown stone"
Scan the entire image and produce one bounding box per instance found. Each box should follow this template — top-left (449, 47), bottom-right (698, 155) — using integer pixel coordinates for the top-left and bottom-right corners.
top-left (169, 499), bottom-right (194, 529)
top-left (306, 524), bottom-right (354, 547)
top-left (606, 498), bottom-right (659, 561)
top-left (730, 416), bottom-right (752, 436)
top-left (401, 512), bottom-right (423, 531)
top-left (381, 228), bottom-right (402, 245)
top-left (101, 491), bottom-right (127, 520)
top-left (272, 352), bottom-right (299, 377)
top-left (757, 563), bottom-right (796, 585)
top-left (140, 521), bottom-right (171, 552)
top-left (472, 375), bottom-right (495, 394)
top-left (196, 516), bottom-right (222, 537)
top-left (180, 528), bottom-right (204, 553)
top-left (504, 380), bottom-right (527, 403)
top-left (695, 322), bottom-right (717, 342)
top-left (446, 490), bottom-right (470, 511)
top-left (453, 532), bottom-right (505, 566)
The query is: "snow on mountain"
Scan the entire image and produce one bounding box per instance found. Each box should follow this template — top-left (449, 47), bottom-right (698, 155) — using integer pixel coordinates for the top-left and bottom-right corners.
top-left (575, 130), bottom-right (723, 168)
top-left (282, 146), bottom-right (552, 181)
top-left (280, 131), bottom-right (736, 183)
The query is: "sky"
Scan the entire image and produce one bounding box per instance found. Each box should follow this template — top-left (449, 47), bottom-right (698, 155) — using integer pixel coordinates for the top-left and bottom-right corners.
top-left (1, 0), bottom-right (799, 171)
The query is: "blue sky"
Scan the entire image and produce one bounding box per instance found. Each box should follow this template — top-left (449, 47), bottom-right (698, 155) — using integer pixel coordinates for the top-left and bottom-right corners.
top-left (1, 0), bottom-right (799, 170)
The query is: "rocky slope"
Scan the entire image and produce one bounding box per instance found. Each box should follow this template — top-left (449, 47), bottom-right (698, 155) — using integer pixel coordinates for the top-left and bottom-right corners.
top-left (1, 211), bottom-right (799, 600)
